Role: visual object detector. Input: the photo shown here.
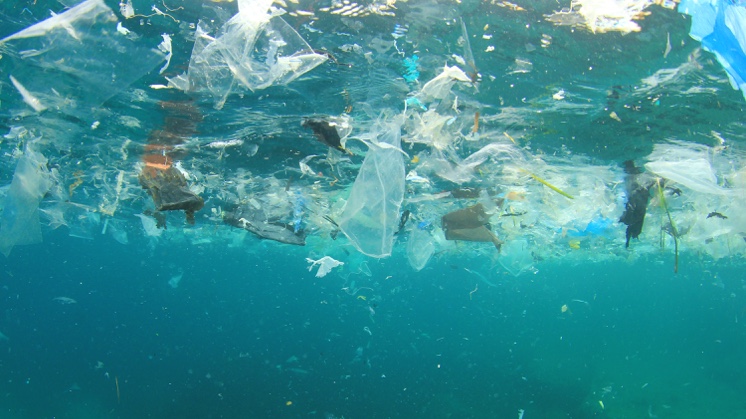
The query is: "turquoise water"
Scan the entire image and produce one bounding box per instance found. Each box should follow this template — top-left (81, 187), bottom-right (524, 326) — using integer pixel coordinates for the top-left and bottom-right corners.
top-left (2, 0), bottom-right (746, 418)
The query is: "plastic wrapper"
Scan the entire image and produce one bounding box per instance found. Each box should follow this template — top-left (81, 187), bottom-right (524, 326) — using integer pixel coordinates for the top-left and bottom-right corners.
top-left (339, 117), bottom-right (405, 258)
top-left (0, 0), bottom-right (166, 117)
top-left (0, 150), bottom-right (52, 256)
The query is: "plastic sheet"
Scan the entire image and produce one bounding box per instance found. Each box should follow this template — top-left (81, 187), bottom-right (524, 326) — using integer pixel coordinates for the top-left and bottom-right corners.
top-left (223, 204), bottom-right (306, 246)
top-left (172, 1), bottom-right (327, 109)
top-left (339, 117), bottom-right (405, 258)
top-left (645, 158), bottom-right (732, 195)
top-left (306, 256), bottom-right (344, 278)
top-left (0, 0), bottom-right (165, 117)
top-left (0, 150), bottom-right (52, 256)
top-left (680, 0), bottom-right (746, 100)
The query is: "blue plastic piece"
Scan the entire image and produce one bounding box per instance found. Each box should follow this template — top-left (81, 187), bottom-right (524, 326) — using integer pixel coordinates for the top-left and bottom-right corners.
top-left (405, 97), bottom-right (427, 111)
top-left (292, 191), bottom-right (305, 233)
top-left (402, 54), bottom-right (420, 84)
top-left (680, 0), bottom-right (746, 100)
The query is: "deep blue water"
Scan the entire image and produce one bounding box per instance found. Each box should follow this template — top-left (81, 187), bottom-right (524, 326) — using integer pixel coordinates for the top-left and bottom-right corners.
top-left (2, 231), bottom-right (746, 418)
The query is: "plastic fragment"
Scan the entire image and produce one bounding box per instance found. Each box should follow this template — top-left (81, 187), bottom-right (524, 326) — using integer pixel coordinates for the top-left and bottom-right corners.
top-left (306, 256), bottom-right (344, 277)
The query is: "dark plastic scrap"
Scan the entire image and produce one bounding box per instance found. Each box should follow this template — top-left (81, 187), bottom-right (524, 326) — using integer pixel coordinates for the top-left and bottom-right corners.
top-left (224, 205), bottom-right (306, 246)
top-left (442, 203), bottom-right (502, 250)
top-left (301, 118), bottom-right (348, 153)
top-left (139, 166), bottom-right (204, 225)
top-left (619, 160), bottom-right (656, 248)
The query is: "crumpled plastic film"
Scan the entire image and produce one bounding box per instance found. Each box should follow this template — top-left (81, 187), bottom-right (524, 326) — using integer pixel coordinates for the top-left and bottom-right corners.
top-left (339, 117), bottom-right (406, 258)
top-left (0, 0), bottom-right (166, 117)
top-left (172, 1), bottom-right (327, 109)
top-left (0, 149), bottom-right (52, 256)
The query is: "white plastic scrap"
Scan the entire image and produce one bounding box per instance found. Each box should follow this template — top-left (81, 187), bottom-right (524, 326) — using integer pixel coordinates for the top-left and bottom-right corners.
top-left (158, 34), bottom-right (173, 74)
top-left (119, 0), bottom-right (135, 19)
top-left (9, 75), bottom-right (46, 112)
top-left (306, 256), bottom-right (344, 278)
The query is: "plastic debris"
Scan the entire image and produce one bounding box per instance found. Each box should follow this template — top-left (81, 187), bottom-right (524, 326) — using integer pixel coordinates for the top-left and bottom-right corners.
top-left (619, 160), bottom-right (656, 248)
top-left (645, 158), bottom-right (731, 195)
top-left (170, 0), bottom-right (327, 109)
top-left (442, 203), bottom-right (502, 250)
top-left (306, 256), bottom-right (344, 278)
top-left (302, 116), bottom-right (353, 153)
top-left (224, 205), bottom-right (306, 246)
top-left (406, 227), bottom-right (435, 271)
top-left (0, 0), bottom-right (166, 117)
top-left (339, 116), bottom-right (406, 258)
top-left (0, 149), bottom-right (52, 256)
top-left (139, 166), bottom-right (204, 225)
top-left (499, 239), bottom-right (534, 276)
top-left (545, 0), bottom-right (659, 34)
top-left (680, 0), bottom-right (746, 101)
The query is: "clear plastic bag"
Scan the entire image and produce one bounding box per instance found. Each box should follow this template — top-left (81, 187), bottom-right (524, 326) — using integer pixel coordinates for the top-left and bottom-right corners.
top-left (339, 117), bottom-right (406, 257)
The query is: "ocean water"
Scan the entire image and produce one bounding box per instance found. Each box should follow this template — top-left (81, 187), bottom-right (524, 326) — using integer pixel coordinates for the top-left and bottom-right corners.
top-left (1, 0), bottom-right (746, 418)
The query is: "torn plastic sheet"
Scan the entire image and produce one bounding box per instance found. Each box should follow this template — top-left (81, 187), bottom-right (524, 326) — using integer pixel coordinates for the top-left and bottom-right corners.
top-left (339, 117), bottom-right (405, 258)
top-left (170, 1), bottom-right (327, 109)
top-left (0, 0), bottom-right (166, 117)
top-left (0, 149), bottom-right (52, 256)
top-left (679, 0), bottom-right (746, 101)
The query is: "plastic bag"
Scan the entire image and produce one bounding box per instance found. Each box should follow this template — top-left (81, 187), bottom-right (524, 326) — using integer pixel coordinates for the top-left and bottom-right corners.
top-left (0, 150), bottom-right (52, 256)
top-left (406, 227), bottom-right (435, 271)
top-left (339, 118), bottom-right (405, 258)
